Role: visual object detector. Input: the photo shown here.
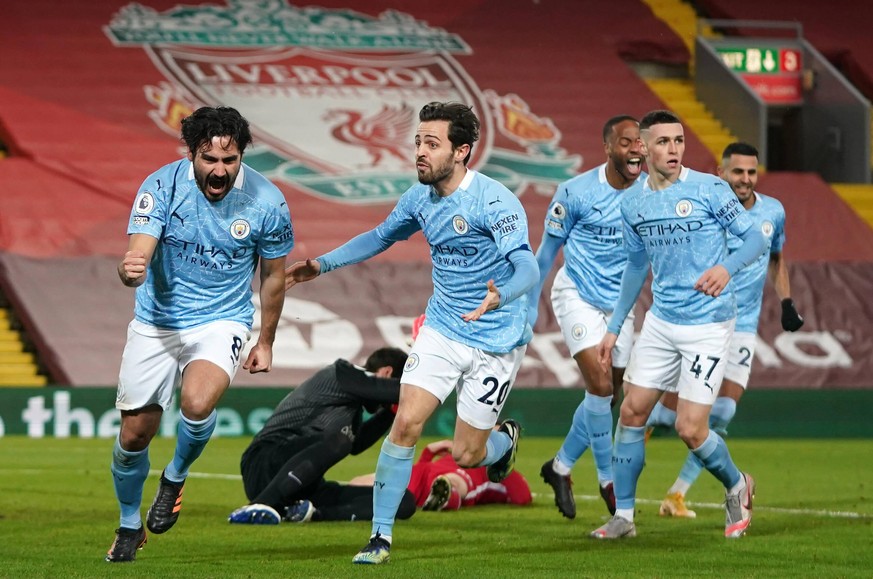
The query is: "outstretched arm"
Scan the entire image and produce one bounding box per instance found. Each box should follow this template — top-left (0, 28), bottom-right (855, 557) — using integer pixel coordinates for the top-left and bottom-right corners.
top-left (285, 258), bottom-right (321, 290)
top-left (318, 229), bottom-right (396, 273)
top-left (285, 228), bottom-right (396, 290)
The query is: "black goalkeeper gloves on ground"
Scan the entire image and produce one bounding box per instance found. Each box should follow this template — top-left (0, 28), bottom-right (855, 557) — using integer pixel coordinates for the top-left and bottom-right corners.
top-left (781, 298), bottom-right (804, 332)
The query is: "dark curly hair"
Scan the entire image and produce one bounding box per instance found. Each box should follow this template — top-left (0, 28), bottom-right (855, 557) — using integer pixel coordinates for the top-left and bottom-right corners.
top-left (180, 106), bottom-right (253, 156)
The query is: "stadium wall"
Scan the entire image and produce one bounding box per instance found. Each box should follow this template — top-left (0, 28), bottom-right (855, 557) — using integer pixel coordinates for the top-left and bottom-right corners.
top-left (2, 0), bottom-right (873, 391)
top-left (0, 388), bottom-right (869, 439)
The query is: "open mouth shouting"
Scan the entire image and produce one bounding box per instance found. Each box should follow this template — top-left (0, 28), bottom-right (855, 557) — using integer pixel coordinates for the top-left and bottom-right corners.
top-left (626, 156), bottom-right (643, 176)
top-left (199, 173), bottom-right (232, 200)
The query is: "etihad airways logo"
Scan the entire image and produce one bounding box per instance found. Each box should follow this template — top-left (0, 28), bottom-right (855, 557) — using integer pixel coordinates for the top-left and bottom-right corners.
top-left (635, 217), bottom-right (703, 248)
top-left (105, 1), bottom-right (581, 203)
top-left (431, 243), bottom-right (478, 268)
top-left (164, 236), bottom-right (249, 270)
top-left (635, 219), bottom-right (704, 237)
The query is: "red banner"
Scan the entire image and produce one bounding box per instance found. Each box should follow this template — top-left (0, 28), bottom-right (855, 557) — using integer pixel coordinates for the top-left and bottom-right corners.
top-left (740, 73), bottom-right (803, 104)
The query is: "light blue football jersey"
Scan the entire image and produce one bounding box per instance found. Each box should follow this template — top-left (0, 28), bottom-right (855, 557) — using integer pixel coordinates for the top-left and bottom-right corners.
top-left (375, 170), bottom-right (533, 353)
top-left (543, 164), bottom-right (645, 311)
top-left (728, 192), bottom-right (786, 333)
top-left (621, 167), bottom-right (755, 325)
top-left (127, 160), bottom-right (294, 330)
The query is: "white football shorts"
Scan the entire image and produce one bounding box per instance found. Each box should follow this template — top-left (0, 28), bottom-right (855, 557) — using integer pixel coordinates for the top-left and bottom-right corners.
top-left (550, 267), bottom-right (635, 367)
top-left (116, 319), bottom-right (251, 411)
top-left (625, 311), bottom-right (734, 406)
top-left (401, 326), bottom-right (525, 430)
top-left (723, 331), bottom-right (756, 389)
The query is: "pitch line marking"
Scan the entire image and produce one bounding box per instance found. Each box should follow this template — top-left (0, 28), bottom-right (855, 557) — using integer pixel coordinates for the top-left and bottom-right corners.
top-left (145, 470), bottom-right (871, 520)
top-left (533, 492), bottom-right (871, 520)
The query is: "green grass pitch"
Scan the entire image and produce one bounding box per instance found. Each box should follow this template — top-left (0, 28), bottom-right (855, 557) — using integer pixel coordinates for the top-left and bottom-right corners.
top-left (0, 436), bottom-right (870, 577)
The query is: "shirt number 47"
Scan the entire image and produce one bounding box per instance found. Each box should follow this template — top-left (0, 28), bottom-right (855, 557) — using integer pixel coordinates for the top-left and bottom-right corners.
top-left (690, 354), bottom-right (721, 394)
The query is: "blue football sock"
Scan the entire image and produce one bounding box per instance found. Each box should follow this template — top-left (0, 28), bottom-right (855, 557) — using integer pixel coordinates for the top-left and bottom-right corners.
top-left (613, 424), bottom-right (646, 512)
top-left (691, 430), bottom-right (742, 489)
top-left (165, 410), bottom-right (216, 483)
top-left (646, 401), bottom-right (677, 429)
top-left (675, 398), bottom-right (738, 489)
top-left (480, 428), bottom-right (512, 466)
top-left (371, 439), bottom-right (415, 540)
top-left (673, 398), bottom-right (739, 491)
top-left (677, 451), bottom-right (705, 486)
top-left (111, 436), bottom-right (150, 529)
top-left (555, 401), bottom-right (589, 469)
top-left (709, 397), bottom-right (737, 436)
top-left (584, 393), bottom-right (614, 483)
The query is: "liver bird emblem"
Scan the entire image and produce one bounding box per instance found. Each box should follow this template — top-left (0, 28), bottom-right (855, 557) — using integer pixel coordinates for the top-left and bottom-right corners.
top-left (323, 104), bottom-right (415, 166)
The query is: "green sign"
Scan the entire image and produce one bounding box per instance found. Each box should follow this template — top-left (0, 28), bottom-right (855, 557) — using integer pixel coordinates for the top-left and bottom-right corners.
top-left (718, 47), bottom-right (780, 74)
top-left (0, 388), bottom-right (872, 439)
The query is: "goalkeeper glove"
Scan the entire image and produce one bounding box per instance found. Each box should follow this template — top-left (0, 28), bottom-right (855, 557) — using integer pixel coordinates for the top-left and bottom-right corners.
top-left (781, 298), bottom-right (804, 332)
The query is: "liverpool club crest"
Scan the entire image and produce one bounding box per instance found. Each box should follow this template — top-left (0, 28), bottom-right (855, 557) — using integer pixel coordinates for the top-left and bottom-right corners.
top-left (106, 1), bottom-right (580, 202)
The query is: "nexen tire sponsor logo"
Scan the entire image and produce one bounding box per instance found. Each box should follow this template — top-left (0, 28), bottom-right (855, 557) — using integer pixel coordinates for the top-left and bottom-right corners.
top-left (490, 213), bottom-right (519, 235)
